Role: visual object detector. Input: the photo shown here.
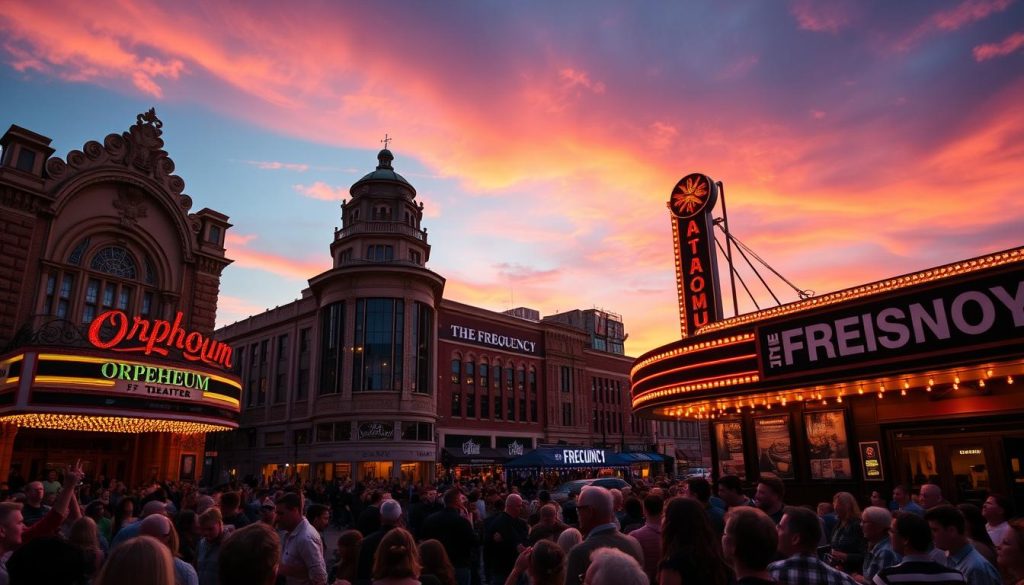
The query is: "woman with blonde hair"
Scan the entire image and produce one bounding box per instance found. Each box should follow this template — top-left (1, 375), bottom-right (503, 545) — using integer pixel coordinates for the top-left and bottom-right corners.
top-left (373, 527), bottom-right (422, 585)
top-left (556, 527), bottom-right (582, 553)
top-left (69, 516), bottom-right (105, 577)
top-left (95, 535), bottom-right (176, 585)
top-left (828, 491), bottom-right (867, 573)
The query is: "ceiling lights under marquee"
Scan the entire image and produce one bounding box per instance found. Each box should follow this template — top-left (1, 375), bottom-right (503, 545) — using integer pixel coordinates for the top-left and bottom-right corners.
top-left (0, 413), bottom-right (231, 434)
top-left (644, 360), bottom-right (1024, 420)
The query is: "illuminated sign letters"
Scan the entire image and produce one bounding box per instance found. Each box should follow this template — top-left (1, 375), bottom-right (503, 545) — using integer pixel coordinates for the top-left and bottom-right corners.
top-left (561, 448), bottom-right (606, 464)
top-left (669, 173), bottom-right (724, 337)
top-left (88, 310), bottom-right (233, 369)
top-left (446, 324), bottom-right (538, 354)
top-left (758, 272), bottom-right (1024, 379)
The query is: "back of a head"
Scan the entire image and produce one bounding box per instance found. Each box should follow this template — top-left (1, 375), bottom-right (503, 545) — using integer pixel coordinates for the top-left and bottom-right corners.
top-left (557, 527), bottom-right (582, 553)
top-left (141, 499), bottom-right (168, 518)
top-left (724, 507), bottom-right (777, 572)
top-left (221, 490), bottom-right (241, 511)
top-left (530, 539), bottom-right (566, 585)
top-left (685, 478), bottom-right (712, 503)
top-left (444, 487), bottom-right (462, 507)
top-left (69, 516), bottom-right (100, 549)
top-left (862, 506), bottom-right (892, 529)
top-left (418, 539), bottom-right (454, 579)
top-left (373, 527), bottom-right (420, 580)
top-left (643, 494), bottom-right (664, 517)
top-left (95, 536), bottom-right (175, 585)
top-left (578, 486), bottom-right (614, 520)
top-left (586, 546), bottom-right (648, 585)
top-left (540, 503), bottom-right (558, 522)
top-left (277, 492), bottom-right (301, 511)
top-left (219, 522), bottom-right (282, 585)
top-left (381, 499), bottom-right (403, 523)
top-left (758, 476), bottom-right (785, 501)
top-left (894, 512), bottom-right (933, 553)
top-left (783, 506), bottom-right (821, 552)
top-left (663, 497), bottom-right (715, 555)
top-left (717, 475), bottom-right (742, 494)
top-left (7, 536), bottom-right (89, 585)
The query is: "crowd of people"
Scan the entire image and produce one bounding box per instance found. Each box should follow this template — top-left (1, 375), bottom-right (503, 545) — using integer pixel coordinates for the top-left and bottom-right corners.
top-left (1, 464), bottom-right (1023, 585)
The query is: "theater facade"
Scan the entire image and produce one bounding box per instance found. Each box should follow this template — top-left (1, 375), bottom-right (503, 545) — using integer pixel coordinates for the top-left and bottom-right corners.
top-left (0, 112), bottom-right (240, 486)
top-left (632, 172), bottom-right (1024, 509)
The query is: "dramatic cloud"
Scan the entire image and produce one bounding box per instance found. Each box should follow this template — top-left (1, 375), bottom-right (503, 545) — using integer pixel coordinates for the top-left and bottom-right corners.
top-left (974, 31), bottom-right (1024, 60)
top-left (224, 232), bottom-right (328, 280)
top-left (293, 182), bottom-right (347, 201)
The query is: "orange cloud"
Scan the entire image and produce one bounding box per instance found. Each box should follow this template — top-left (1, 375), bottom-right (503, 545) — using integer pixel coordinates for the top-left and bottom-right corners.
top-left (293, 182), bottom-right (347, 201)
top-left (225, 232), bottom-right (328, 280)
top-left (244, 160), bottom-right (311, 172)
top-left (974, 31), bottom-right (1024, 60)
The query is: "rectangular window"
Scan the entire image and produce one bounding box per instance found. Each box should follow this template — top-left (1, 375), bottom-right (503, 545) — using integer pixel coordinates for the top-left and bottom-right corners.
top-left (465, 362), bottom-right (475, 385)
top-left (507, 397), bottom-right (515, 421)
top-left (208, 224), bottom-right (222, 245)
top-left (494, 393), bottom-right (503, 419)
top-left (412, 302), bottom-right (433, 394)
top-left (562, 403), bottom-right (572, 426)
top-left (451, 392), bottom-right (461, 417)
top-left (319, 302), bottom-right (344, 395)
top-left (57, 274), bottom-right (74, 318)
top-left (560, 366), bottom-right (572, 393)
top-left (481, 395), bottom-right (490, 419)
top-left (479, 363), bottom-right (489, 388)
top-left (531, 400), bottom-right (537, 422)
top-left (15, 148), bottom-right (36, 173)
top-left (141, 292), bottom-right (154, 316)
top-left (274, 370), bottom-right (287, 403)
top-left (466, 393), bottom-right (476, 418)
top-left (82, 278), bottom-right (100, 323)
top-left (296, 328), bottom-right (311, 401)
top-left (352, 298), bottom-right (404, 391)
top-left (264, 431), bottom-right (285, 447)
top-left (44, 274), bottom-right (56, 316)
top-left (451, 360), bottom-right (461, 384)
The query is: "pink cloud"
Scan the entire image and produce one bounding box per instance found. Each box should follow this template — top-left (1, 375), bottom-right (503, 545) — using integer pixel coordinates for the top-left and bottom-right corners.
top-left (933, 0), bottom-right (1013, 30)
top-left (244, 160), bottom-right (311, 172)
top-left (974, 31), bottom-right (1024, 60)
top-left (790, 0), bottom-right (854, 33)
top-left (559, 68), bottom-right (606, 94)
top-left (293, 181), bottom-right (347, 201)
top-left (225, 232), bottom-right (328, 280)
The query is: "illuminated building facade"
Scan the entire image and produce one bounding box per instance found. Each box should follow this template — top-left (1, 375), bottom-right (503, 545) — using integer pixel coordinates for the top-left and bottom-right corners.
top-left (0, 112), bottom-right (239, 485)
top-left (212, 150), bottom-right (694, 484)
top-left (634, 179), bottom-right (1024, 507)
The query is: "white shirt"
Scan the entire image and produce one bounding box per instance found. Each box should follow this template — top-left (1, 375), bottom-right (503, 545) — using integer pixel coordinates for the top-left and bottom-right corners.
top-left (281, 518), bottom-right (328, 585)
top-left (986, 521), bottom-right (1010, 548)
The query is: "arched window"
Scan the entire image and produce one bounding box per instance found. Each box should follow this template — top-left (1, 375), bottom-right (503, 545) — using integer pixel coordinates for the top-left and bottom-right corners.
top-left (451, 358), bottom-right (461, 384)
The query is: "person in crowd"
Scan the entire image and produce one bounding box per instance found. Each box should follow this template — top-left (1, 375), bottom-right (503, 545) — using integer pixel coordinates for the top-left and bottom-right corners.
top-left (419, 539), bottom-right (456, 585)
top-left (769, 506), bottom-right (858, 585)
top-left (625, 494), bottom-right (663, 585)
top-left (505, 539), bottom-right (565, 585)
top-left (658, 496), bottom-right (730, 585)
top-left (359, 499), bottom-right (404, 581)
top-left (330, 530), bottom-right (363, 584)
top-left (919, 484), bottom-right (945, 511)
top-left (528, 504), bottom-right (568, 545)
top-left (410, 489), bottom-right (442, 539)
top-left (956, 503), bottom-right (997, 565)
top-left (717, 475), bottom-right (754, 510)
top-left (684, 477), bottom-right (725, 536)
top-left (372, 527), bottom-right (423, 585)
top-left (420, 487), bottom-right (478, 585)
top-left (219, 522), bottom-right (282, 585)
top-left (561, 490), bottom-right (580, 527)
top-left (277, 492), bottom-right (329, 585)
top-left (84, 499), bottom-right (112, 548)
top-left (869, 491), bottom-right (887, 511)
top-left (111, 498), bottom-right (167, 548)
top-left (6, 536), bottom-right (90, 585)
top-left (139, 513), bottom-right (200, 585)
top-left (850, 506), bottom-right (898, 584)
top-left (997, 519), bottom-right (1024, 585)
top-left (584, 547), bottom-right (648, 585)
top-left (873, 512), bottom-right (966, 584)
top-left (485, 494), bottom-right (530, 585)
top-left (197, 508), bottom-right (229, 585)
top-left (557, 527), bottom-right (582, 554)
top-left (755, 476), bottom-right (786, 525)
top-left (68, 516), bottom-right (105, 578)
top-left (722, 506), bottom-right (778, 585)
top-left (565, 486), bottom-right (643, 585)
top-left (176, 509), bottom-right (200, 565)
top-left (619, 497), bottom-right (644, 534)
top-left (41, 469), bottom-right (61, 499)
top-left (829, 491), bottom-right (867, 574)
top-left (818, 502), bottom-right (838, 543)
top-left (925, 504), bottom-right (1001, 585)
top-left (890, 485), bottom-right (924, 517)
top-left (358, 491), bottom-right (385, 538)
top-left (259, 498), bottom-right (277, 526)
top-left (306, 504), bottom-right (331, 558)
top-left (528, 492), bottom-right (553, 526)
top-left (220, 491), bottom-right (251, 530)
top-left (95, 535), bottom-right (176, 585)
top-left (982, 494), bottom-right (1013, 549)
top-left (610, 489), bottom-right (627, 528)
top-left (19, 482), bottom-right (47, 527)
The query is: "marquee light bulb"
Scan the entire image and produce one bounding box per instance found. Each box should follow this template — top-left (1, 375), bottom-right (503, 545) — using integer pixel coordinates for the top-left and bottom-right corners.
top-left (878, 391), bottom-right (884, 399)
top-left (1009, 376), bottom-right (1015, 384)
top-left (979, 379), bottom-right (986, 388)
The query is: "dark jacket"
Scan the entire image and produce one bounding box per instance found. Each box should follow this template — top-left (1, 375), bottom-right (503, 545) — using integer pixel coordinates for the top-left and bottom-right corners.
top-left (420, 507), bottom-right (478, 569)
top-left (356, 505), bottom-right (381, 537)
top-left (357, 524), bottom-right (396, 579)
top-left (484, 512), bottom-right (528, 574)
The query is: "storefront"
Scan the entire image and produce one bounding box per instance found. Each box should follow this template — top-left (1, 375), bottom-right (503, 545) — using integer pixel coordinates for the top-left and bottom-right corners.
top-left (504, 446), bottom-right (665, 482)
top-left (632, 246), bottom-right (1024, 509)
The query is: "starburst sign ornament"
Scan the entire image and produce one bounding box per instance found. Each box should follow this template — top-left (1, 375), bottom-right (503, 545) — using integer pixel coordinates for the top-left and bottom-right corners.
top-left (670, 174), bottom-right (713, 218)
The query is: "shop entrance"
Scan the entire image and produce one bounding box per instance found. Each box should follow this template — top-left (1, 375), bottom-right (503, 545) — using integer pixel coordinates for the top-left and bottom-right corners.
top-left (888, 421), bottom-right (1024, 509)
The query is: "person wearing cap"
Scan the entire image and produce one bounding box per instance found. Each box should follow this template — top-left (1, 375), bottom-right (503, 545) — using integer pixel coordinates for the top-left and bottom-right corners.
top-left (259, 498), bottom-right (276, 526)
top-left (357, 498), bottom-right (404, 581)
top-left (140, 514), bottom-right (199, 585)
top-left (276, 492), bottom-right (328, 585)
top-left (109, 498), bottom-right (168, 549)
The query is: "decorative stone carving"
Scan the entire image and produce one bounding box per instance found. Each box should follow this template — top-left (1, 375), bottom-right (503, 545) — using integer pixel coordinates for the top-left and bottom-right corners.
top-left (112, 186), bottom-right (149, 227)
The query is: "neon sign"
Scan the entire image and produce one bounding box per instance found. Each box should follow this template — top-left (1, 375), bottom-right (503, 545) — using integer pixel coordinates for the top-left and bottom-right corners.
top-left (669, 173), bottom-right (724, 337)
top-left (87, 310), bottom-right (233, 369)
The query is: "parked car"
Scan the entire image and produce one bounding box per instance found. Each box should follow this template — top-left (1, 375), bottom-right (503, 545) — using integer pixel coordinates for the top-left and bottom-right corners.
top-left (550, 477), bottom-right (631, 503)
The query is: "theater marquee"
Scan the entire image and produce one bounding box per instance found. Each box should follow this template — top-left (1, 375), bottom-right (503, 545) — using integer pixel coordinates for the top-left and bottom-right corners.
top-left (668, 173), bottom-right (724, 338)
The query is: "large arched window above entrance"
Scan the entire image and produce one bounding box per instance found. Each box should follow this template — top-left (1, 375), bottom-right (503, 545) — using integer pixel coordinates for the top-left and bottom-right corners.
top-left (90, 246), bottom-right (138, 279)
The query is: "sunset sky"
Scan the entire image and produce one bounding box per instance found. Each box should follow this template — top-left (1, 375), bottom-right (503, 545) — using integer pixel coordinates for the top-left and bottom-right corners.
top-left (2, 0), bottom-right (1022, 356)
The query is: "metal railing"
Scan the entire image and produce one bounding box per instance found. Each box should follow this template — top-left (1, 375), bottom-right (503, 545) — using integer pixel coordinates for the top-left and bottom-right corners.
top-left (334, 221), bottom-right (428, 243)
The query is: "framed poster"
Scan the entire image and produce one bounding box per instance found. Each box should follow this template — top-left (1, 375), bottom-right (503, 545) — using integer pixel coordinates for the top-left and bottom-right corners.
top-left (179, 454), bottom-right (196, 482)
top-left (753, 415), bottom-right (795, 480)
top-left (714, 421), bottom-right (746, 480)
top-left (859, 441), bottom-right (884, 482)
top-left (804, 410), bottom-right (852, 480)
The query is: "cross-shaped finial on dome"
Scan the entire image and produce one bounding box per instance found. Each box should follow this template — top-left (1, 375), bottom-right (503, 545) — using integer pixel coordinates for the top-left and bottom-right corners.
top-left (380, 133), bottom-right (392, 149)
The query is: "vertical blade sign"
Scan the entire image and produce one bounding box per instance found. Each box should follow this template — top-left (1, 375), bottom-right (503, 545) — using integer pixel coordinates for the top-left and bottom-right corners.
top-left (668, 173), bottom-right (724, 337)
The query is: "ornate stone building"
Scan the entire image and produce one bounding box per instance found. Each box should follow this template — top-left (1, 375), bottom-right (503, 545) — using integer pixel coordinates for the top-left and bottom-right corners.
top-left (0, 111), bottom-right (239, 485)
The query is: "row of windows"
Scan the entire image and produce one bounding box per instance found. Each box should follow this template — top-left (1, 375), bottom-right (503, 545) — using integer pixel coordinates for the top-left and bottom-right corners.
top-left (592, 410), bottom-right (623, 435)
top-left (450, 391), bottom-right (539, 422)
top-left (245, 328), bottom-right (312, 407)
top-left (338, 246), bottom-right (423, 265)
top-left (450, 359), bottom-right (537, 391)
top-left (591, 377), bottom-right (625, 405)
top-left (42, 243), bottom-right (161, 322)
top-left (312, 421), bottom-right (433, 444)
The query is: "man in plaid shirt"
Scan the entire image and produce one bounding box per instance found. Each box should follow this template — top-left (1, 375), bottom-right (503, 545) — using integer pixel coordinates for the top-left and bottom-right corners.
top-left (853, 507), bottom-right (900, 584)
top-left (769, 507), bottom-right (858, 585)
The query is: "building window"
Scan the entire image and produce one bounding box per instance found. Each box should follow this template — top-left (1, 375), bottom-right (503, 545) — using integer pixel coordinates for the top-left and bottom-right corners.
top-left (352, 298), bottom-right (404, 391)
top-left (273, 334), bottom-right (289, 403)
top-left (451, 392), bottom-right (461, 417)
top-left (257, 339), bottom-right (268, 406)
top-left (366, 245), bottom-right (394, 262)
top-left (560, 366), bottom-right (572, 393)
top-left (531, 400), bottom-right (537, 422)
top-left (401, 422), bottom-right (433, 441)
top-left (90, 246), bottom-right (137, 280)
top-left (207, 224), bottom-right (222, 245)
top-left (316, 422), bottom-right (352, 443)
top-left (296, 327), bottom-right (311, 401)
top-left (493, 363), bottom-right (502, 388)
top-left (517, 367), bottom-right (525, 390)
top-left (450, 359), bottom-right (461, 384)
top-left (412, 302), bottom-right (433, 394)
top-left (562, 403), bottom-right (572, 426)
top-left (505, 367), bottom-right (514, 390)
top-left (264, 432), bottom-right (285, 447)
top-left (481, 395), bottom-right (490, 420)
top-left (15, 148), bottom-right (35, 172)
top-left (410, 250), bottom-right (422, 265)
top-left (339, 248), bottom-right (353, 263)
top-left (466, 393), bottom-right (476, 418)
top-left (479, 362), bottom-right (488, 388)
top-left (507, 397), bottom-right (515, 421)
top-left (319, 302), bottom-right (344, 395)
top-left (465, 361), bottom-right (475, 385)
top-left (494, 390), bottom-right (503, 420)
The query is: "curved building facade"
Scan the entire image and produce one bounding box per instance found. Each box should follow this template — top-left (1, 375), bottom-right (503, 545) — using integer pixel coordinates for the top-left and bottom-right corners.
top-left (0, 111), bottom-right (239, 485)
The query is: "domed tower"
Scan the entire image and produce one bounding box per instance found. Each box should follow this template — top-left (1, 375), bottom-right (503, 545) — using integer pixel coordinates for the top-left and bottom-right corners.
top-left (306, 147), bottom-right (445, 482)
